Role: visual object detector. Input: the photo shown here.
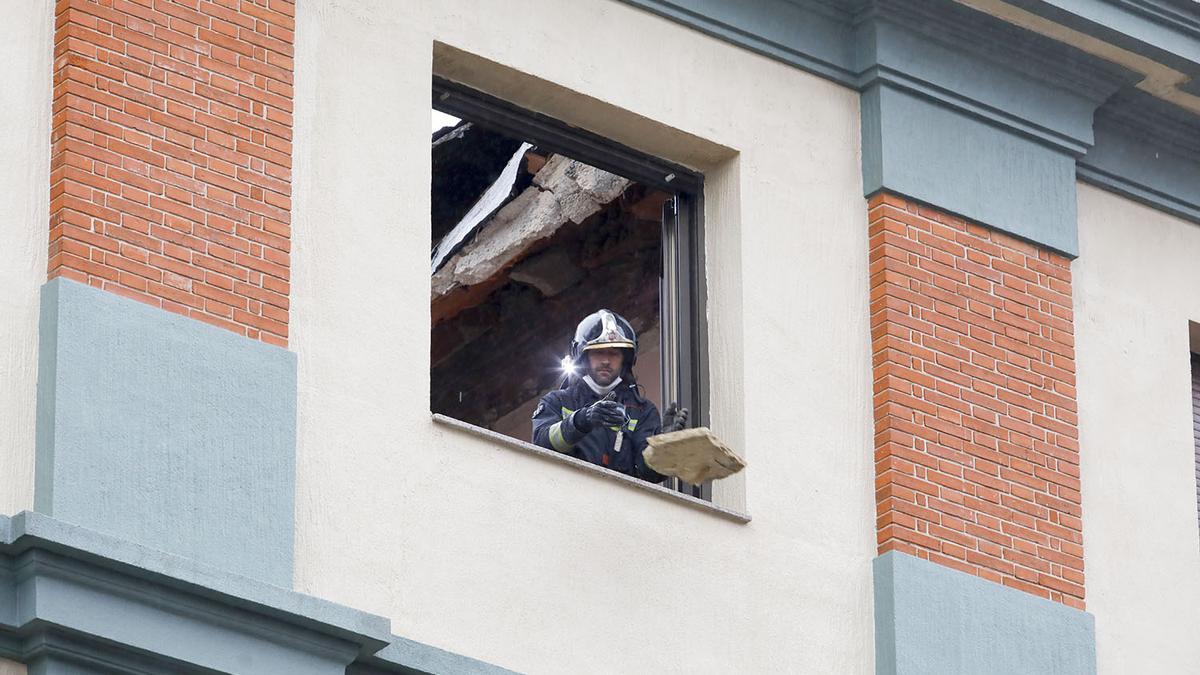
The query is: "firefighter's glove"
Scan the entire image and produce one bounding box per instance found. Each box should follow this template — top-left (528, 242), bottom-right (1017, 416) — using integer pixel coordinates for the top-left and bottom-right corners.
top-left (662, 403), bottom-right (689, 433)
top-left (573, 400), bottom-right (627, 433)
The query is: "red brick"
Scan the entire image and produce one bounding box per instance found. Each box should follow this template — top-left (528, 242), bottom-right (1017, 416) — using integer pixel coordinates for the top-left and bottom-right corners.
top-left (869, 193), bottom-right (1081, 607)
top-left (50, 0), bottom-right (293, 345)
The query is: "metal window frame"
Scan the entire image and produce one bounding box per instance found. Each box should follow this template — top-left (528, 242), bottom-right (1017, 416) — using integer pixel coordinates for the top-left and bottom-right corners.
top-left (432, 77), bottom-right (711, 500)
top-left (661, 192), bottom-right (710, 499)
top-left (1192, 352), bottom-right (1200, 535)
top-left (433, 77), bottom-right (701, 193)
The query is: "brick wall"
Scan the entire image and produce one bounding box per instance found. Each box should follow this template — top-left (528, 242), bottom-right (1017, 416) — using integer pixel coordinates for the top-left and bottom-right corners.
top-left (868, 193), bottom-right (1084, 609)
top-left (49, 0), bottom-right (294, 346)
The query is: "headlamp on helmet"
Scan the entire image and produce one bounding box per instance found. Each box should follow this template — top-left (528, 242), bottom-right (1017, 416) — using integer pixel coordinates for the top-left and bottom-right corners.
top-left (568, 309), bottom-right (638, 375)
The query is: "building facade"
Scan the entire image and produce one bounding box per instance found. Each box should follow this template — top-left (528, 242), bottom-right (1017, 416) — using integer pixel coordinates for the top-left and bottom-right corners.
top-left (1, 0), bottom-right (1199, 673)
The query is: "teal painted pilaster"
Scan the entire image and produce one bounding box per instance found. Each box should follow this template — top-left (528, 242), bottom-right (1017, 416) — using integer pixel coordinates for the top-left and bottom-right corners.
top-left (35, 279), bottom-right (297, 587)
top-left (874, 552), bottom-right (1096, 674)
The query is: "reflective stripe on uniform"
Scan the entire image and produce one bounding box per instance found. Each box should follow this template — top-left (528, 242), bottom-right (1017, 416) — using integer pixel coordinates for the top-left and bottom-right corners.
top-left (548, 420), bottom-right (572, 452)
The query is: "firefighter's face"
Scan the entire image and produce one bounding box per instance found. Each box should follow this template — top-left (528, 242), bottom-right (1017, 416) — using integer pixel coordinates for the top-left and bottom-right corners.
top-left (586, 348), bottom-right (624, 386)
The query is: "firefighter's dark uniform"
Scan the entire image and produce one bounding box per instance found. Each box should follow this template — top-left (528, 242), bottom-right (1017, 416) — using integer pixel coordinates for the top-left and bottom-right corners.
top-left (531, 378), bottom-right (666, 483)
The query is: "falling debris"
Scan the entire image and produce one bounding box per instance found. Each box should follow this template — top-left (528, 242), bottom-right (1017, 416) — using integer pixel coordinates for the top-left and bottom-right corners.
top-left (644, 428), bottom-right (746, 484)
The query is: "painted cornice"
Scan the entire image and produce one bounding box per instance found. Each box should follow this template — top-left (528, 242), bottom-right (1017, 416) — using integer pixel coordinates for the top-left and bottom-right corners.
top-left (618, 0), bottom-right (1200, 252)
top-left (0, 512), bottom-right (514, 675)
top-left (857, 0), bottom-right (1139, 155)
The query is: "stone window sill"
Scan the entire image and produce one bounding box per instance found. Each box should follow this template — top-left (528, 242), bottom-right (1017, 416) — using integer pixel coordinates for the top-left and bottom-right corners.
top-left (432, 413), bottom-right (752, 524)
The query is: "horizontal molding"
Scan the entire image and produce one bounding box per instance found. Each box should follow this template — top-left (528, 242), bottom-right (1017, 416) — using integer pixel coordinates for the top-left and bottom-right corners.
top-left (0, 512), bottom-right (514, 675)
top-left (618, 0), bottom-right (859, 86)
top-left (859, 0), bottom-right (1141, 106)
top-left (1095, 86), bottom-right (1200, 154)
top-left (1079, 88), bottom-right (1200, 223)
top-left (1076, 164), bottom-right (1200, 223)
top-left (1004, 0), bottom-right (1200, 78)
top-left (0, 512), bottom-right (383, 673)
top-left (353, 637), bottom-right (519, 675)
top-left (864, 65), bottom-right (1094, 156)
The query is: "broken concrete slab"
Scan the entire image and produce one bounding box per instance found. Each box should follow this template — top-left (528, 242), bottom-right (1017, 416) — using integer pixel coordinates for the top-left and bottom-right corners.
top-left (533, 154), bottom-right (631, 225)
top-left (431, 186), bottom-right (562, 295)
top-left (431, 155), bottom-right (631, 300)
top-left (644, 427), bottom-right (746, 484)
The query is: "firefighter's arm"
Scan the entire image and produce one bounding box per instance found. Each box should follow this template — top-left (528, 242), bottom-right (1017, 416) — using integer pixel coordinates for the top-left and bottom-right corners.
top-left (533, 396), bottom-right (626, 452)
top-left (632, 404), bottom-right (668, 483)
top-left (532, 395), bottom-right (581, 452)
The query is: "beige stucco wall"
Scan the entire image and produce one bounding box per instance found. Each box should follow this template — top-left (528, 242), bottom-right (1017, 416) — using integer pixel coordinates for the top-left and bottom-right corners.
top-left (0, 0), bottom-right (52, 516)
top-left (0, 657), bottom-right (26, 675)
top-left (1074, 183), bottom-right (1200, 673)
top-left (292, 1), bottom-right (874, 672)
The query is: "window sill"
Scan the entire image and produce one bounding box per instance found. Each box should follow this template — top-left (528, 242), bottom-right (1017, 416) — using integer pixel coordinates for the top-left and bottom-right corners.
top-left (431, 413), bottom-right (752, 524)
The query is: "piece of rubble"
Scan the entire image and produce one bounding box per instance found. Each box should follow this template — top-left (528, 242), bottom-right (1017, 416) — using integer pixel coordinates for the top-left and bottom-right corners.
top-left (643, 427), bottom-right (746, 484)
top-left (532, 154), bottom-right (630, 225)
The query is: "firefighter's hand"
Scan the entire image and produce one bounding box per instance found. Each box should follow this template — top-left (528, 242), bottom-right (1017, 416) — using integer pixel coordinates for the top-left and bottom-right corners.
top-left (662, 403), bottom-right (689, 433)
top-left (574, 400), bottom-right (627, 432)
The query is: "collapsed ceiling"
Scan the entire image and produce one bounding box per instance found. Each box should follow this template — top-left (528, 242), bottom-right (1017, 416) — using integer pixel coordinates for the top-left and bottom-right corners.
top-left (430, 120), bottom-right (670, 430)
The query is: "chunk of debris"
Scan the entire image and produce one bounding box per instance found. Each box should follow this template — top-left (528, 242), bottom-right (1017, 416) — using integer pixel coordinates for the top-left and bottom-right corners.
top-left (644, 427), bottom-right (746, 484)
top-left (532, 154), bottom-right (631, 224)
top-left (431, 156), bottom-right (632, 299)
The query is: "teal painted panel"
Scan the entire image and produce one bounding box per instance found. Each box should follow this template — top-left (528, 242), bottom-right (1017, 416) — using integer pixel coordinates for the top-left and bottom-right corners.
top-left (34, 279), bottom-right (296, 587)
top-left (874, 552), bottom-right (1096, 675)
top-left (863, 84), bottom-right (1080, 256)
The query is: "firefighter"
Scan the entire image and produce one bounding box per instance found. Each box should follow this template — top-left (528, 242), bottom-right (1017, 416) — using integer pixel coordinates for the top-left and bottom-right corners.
top-left (532, 309), bottom-right (688, 482)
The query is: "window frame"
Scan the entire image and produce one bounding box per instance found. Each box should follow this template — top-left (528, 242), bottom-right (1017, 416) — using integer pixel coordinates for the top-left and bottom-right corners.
top-left (1192, 351), bottom-right (1199, 533)
top-left (431, 77), bottom-right (710, 498)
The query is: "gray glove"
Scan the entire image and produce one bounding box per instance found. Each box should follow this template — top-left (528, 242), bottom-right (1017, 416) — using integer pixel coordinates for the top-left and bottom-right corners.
top-left (662, 403), bottom-right (689, 433)
top-left (573, 400), bottom-right (627, 433)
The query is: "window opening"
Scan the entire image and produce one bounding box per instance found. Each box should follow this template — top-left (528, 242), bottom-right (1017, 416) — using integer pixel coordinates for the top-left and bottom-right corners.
top-left (430, 78), bottom-right (708, 499)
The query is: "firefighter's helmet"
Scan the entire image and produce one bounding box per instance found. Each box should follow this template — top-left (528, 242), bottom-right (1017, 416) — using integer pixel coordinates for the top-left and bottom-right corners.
top-left (570, 309), bottom-right (638, 369)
